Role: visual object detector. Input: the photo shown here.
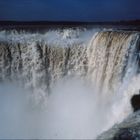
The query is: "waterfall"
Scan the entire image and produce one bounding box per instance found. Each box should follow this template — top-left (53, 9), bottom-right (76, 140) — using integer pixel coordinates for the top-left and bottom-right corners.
top-left (87, 31), bottom-right (139, 94)
top-left (0, 30), bottom-right (139, 96)
top-left (0, 28), bottom-right (140, 138)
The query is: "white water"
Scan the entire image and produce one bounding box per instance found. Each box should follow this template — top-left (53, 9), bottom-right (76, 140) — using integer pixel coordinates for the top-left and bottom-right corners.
top-left (0, 28), bottom-right (139, 139)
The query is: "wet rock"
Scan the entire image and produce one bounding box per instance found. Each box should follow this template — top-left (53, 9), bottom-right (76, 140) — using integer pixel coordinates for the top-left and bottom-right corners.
top-left (114, 128), bottom-right (140, 140)
top-left (131, 94), bottom-right (140, 112)
top-left (98, 111), bottom-right (140, 140)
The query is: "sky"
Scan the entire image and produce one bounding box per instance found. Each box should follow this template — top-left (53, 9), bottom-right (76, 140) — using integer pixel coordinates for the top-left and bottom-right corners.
top-left (0, 0), bottom-right (140, 21)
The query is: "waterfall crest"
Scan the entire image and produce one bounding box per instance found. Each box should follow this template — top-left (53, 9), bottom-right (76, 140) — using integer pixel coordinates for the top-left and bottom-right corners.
top-left (0, 30), bottom-right (139, 96)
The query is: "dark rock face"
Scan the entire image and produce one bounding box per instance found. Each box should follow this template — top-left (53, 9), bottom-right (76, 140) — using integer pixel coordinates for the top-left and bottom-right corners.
top-left (131, 94), bottom-right (140, 112)
top-left (98, 111), bottom-right (140, 140)
top-left (114, 128), bottom-right (140, 140)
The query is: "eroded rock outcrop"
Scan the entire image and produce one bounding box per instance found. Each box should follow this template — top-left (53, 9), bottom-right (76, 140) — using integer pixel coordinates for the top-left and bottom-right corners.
top-left (98, 111), bottom-right (140, 140)
top-left (131, 94), bottom-right (140, 112)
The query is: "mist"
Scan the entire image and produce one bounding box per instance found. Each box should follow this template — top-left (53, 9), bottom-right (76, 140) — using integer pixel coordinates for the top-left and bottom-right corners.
top-left (0, 77), bottom-right (133, 139)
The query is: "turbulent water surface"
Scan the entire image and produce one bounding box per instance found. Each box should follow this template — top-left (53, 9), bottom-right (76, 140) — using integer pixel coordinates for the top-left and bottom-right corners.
top-left (0, 28), bottom-right (140, 139)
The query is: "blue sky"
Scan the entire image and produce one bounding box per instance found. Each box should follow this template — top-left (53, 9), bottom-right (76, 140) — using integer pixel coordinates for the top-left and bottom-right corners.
top-left (0, 0), bottom-right (140, 21)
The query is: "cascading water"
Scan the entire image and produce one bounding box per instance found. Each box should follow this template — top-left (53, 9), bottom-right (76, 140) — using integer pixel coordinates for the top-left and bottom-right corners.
top-left (0, 28), bottom-right (140, 139)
